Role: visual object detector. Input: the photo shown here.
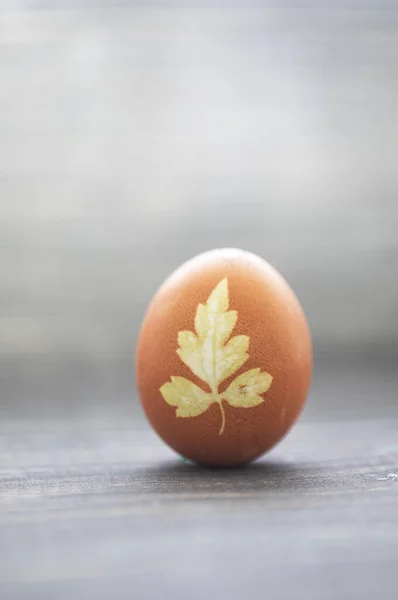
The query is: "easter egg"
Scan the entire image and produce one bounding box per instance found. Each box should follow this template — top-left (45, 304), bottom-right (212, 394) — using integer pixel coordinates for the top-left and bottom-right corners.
top-left (136, 248), bottom-right (312, 467)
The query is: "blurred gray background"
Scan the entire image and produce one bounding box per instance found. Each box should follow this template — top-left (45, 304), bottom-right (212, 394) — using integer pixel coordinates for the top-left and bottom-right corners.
top-left (1, 0), bottom-right (398, 427)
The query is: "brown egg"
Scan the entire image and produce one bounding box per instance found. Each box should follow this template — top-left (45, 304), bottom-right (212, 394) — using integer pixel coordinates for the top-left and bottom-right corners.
top-left (136, 248), bottom-right (312, 467)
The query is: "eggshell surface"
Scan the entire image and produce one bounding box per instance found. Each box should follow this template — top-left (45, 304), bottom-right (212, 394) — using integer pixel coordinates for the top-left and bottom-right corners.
top-left (136, 248), bottom-right (312, 467)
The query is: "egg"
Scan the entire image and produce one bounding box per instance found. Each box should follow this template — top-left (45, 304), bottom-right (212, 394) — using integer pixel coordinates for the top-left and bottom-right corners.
top-left (136, 248), bottom-right (312, 467)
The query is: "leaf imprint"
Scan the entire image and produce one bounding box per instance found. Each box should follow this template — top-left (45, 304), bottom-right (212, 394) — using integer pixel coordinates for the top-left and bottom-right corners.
top-left (159, 278), bottom-right (273, 435)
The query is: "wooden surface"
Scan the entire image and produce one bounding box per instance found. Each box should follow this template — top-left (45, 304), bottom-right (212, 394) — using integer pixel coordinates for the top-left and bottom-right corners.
top-left (1, 414), bottom-right (397, 600)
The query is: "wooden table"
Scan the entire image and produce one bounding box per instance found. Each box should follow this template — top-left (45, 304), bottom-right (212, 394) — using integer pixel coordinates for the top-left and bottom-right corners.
top-left (1, 413), bottom-right (397, 599)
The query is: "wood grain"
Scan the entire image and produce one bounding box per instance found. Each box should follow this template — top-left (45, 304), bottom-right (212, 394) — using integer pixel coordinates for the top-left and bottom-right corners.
top-left (1, 417), bottom-right (397, 600)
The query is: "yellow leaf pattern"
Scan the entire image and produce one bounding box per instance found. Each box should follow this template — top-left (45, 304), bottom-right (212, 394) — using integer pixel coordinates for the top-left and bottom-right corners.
top-left (160, 278), bottom-right (273, 434)
top-left (224, 368), bottom-right (273, 408)
top-left (160, 377), bottom-right (213, 418)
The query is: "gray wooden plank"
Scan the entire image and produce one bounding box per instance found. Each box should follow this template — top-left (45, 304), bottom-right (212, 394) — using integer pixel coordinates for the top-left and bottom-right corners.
top-left (0, 418), bottom-right (397, 599)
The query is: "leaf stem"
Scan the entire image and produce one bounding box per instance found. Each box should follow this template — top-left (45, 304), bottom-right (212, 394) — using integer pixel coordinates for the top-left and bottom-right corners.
top-left (218, 400), bottom-right (226, 435)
